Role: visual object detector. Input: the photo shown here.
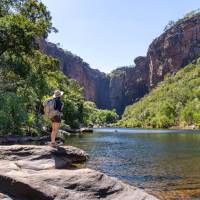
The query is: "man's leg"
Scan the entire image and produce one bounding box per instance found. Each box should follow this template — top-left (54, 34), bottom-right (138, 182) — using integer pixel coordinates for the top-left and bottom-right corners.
top-left (51, 122), bottom-right (60, 144)
top-left (51, 122), bottom-right (56, 144)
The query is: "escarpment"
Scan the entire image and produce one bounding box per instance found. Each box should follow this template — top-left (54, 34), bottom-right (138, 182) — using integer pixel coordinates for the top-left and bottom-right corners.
top-left (39, 39), bottom-right (110, 109)
top-left (39, 13), bottom-right (200, 114)
top-left (147, 13), bottom-right (200, 87)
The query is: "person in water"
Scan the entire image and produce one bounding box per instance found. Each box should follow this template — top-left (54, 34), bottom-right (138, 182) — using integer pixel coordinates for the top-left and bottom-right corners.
top-left (51, 89), bottom-right (64, 146)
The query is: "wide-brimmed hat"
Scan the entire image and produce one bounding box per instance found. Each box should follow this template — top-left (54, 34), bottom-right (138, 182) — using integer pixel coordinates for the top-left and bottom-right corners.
top-left (53, 89), bottom-right (64, 98)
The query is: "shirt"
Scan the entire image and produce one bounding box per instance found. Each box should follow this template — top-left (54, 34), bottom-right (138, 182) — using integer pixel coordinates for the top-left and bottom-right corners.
top-left (54, 97), bottom-right (63, 112)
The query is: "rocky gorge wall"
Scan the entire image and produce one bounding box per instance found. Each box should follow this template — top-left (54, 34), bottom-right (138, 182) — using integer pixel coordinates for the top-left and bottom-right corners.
top-left (147, 13), bottom-right (200, 88)
top-left (39, 40), bottom-right (111, 109)
top-left (39, 13), bottom-right (200, 114)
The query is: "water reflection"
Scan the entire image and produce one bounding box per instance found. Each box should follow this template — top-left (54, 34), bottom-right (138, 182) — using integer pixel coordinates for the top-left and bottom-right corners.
top-left (64, 128), bottom-right (200, 200)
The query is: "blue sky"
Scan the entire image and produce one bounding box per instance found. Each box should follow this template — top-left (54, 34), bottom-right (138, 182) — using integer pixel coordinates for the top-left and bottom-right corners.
top-left (41, 0), bottom-right (199, 73)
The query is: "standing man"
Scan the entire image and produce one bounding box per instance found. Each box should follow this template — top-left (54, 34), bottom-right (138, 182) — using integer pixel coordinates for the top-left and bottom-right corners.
top-left (51, 89), bottom-right (64, 146)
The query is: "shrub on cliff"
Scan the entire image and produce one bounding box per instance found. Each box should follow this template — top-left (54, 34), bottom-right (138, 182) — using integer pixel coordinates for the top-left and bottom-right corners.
top-left (164, 9), bottom-right (200, 31)
top-left (118, 58), bottom-right (200, 128)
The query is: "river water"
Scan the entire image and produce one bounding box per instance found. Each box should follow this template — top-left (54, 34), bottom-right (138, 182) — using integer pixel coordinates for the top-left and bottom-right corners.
top-left (64, 128), bottom-right (200, 200)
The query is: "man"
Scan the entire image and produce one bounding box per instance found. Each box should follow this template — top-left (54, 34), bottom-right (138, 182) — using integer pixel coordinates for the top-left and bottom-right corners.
top-left (51, 89), bottom-right (64, 146)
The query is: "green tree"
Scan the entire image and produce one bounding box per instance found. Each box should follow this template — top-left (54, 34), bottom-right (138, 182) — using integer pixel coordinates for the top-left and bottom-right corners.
top-left (0, 92), bottom-right (27, 134)
top-left (0, 0), bottom-right (58, 134)
top-left (83, 101), bottom-right (119, 126)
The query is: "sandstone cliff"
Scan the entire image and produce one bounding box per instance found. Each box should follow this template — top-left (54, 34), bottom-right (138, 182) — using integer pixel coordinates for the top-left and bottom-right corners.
top-left (147, 13), bottom-right (200, 87)
top-left (39, 13), bottom-right (200, 114)
top-left (109, 56), bottom-right (149, 114)
top-left (39, 40), bottom-right (110, 109)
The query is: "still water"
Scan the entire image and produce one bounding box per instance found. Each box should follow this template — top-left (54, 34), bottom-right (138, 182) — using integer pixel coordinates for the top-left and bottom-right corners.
top-left (64, 128), bottom-right (200, 200)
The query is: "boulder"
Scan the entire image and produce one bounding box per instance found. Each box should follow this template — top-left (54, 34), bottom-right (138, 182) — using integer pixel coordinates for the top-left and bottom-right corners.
top-left (0, 145), bottom-right (159, 200)
top-left (0, 145), bottom-right (89, 170)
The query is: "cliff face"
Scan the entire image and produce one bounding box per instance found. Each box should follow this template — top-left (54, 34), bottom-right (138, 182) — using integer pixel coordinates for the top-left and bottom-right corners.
top-left (39, 13), bottom-right (200, 114)
top-left (147, 14), bottom-right (200, 87)
top-left (109, 56), bottom-right (149, 114)
top-left (39, 40), bottom-right (110, 109)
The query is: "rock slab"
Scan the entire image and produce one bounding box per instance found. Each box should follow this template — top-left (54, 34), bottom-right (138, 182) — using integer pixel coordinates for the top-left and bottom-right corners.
top-left (0, 145), bottom-right (159, 200)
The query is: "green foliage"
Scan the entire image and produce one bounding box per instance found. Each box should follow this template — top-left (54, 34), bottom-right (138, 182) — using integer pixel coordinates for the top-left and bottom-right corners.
top-left (0, 0), bottom-right (55, 56)
top-left (83, 101), bottom-right (119, 126)
top-left (0, 0), bottom-right (55, 135)
top-left (183, 9), bottom-right (200, 19)
top-left (19, 0), bottom-right (57, 37)
top-left (118, 58), bottom-right (200, 128)
top-left (0, 92), bottom-right (27, 134)
top-left (180, 99), bottom-right (200, 127)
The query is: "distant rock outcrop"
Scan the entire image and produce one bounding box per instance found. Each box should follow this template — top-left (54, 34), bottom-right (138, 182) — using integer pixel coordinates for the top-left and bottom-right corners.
top-left (39, 13), bottom-right (200, 114)
top-left (109, 56), bottom-right (149, 114)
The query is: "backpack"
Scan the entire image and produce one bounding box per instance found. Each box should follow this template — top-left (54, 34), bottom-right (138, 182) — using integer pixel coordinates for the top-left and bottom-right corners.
top-left (43, 98), bottom-right (60, 119)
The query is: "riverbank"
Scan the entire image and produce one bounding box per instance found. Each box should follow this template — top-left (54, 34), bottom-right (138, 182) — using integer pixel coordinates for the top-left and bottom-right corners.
top-left (169, 125), bottom-right (199, 130)
top-left (0, 127), bottom-right (93, 145)
top-left (107, 125), bottom-right (200, 131)
top-left (0, 144), bottom-right (158, 200)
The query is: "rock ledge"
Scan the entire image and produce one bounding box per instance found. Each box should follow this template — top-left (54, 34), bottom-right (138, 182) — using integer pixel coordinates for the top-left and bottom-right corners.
top-left (0, 145), bottom-right (159, 200)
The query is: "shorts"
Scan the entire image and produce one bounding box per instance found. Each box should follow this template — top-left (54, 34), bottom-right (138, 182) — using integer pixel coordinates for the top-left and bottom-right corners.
top-left (51, 115), bottom-right (61, 123)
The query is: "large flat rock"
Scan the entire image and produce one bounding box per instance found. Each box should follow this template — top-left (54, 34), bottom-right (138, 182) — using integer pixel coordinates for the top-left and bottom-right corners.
top-left (0, 145), bottom-right (159, 200)
top-left (0, 145), bottom-right (89, 170)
